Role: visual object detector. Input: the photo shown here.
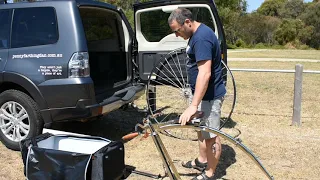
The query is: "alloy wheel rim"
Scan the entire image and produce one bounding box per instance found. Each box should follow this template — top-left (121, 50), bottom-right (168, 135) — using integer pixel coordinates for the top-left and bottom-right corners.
top-left (0, 101), bottom-right (30, 142)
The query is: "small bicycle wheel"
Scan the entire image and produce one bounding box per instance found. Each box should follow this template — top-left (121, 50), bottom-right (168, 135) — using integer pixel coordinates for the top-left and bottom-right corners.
top-left (146, 48), bottom-right (236, 140)
top-left (220, 60), bottom-right (237, 129)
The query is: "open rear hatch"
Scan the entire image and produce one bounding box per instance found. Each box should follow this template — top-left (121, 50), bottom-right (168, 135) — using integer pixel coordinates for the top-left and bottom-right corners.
top-left (134, 0), bottom-right (227, 82)
top-left (78, 2), bottom-right (141, 104)
top-left (79, 7), bottom-right (128, 96)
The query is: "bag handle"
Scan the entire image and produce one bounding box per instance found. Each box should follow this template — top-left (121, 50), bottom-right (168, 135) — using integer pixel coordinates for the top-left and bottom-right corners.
top-left (31, 138), bottom-right (38, 147)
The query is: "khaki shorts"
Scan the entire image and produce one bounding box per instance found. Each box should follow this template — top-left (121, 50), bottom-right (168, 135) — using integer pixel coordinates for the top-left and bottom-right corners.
top-left (198, 97), bottom-right (223, 139)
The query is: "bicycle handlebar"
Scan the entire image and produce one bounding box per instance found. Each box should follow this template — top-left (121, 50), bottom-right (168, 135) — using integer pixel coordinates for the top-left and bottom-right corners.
top-left (122, 132), bottom-right (139, 141)
top-left (121, 111), bottom-right (204, 141)
top-left (191, 111), bottom-right (204, 119)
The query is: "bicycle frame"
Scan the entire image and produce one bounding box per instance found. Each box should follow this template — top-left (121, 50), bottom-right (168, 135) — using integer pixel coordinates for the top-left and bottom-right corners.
top-left (124, 118), bottom-right (274, 180)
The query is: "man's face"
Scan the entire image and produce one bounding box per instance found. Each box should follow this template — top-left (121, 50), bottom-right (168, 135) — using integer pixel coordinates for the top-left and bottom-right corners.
top-left (169, 19), bottom-right (191, 40)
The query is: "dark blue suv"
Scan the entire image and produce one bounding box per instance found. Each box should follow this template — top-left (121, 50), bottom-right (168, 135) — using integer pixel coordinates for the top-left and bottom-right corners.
top-left (0, 0), bottom-right (227, 150)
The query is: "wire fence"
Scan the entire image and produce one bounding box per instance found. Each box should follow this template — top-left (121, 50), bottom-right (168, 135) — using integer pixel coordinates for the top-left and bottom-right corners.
top-left (229, 65), bottom-right (320, 125)
top-left (230, 68), bottom-right (320, 74)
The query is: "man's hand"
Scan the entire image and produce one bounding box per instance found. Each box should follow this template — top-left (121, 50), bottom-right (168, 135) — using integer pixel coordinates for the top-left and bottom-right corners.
top-left (179, 105), bottom-right (198, 125)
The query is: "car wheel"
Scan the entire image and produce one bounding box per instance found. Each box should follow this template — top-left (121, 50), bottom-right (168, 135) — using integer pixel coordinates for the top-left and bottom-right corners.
top-left (0, 90), bottom-right (43, 151)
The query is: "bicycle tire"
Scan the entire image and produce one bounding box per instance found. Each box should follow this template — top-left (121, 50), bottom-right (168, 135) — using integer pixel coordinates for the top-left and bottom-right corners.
top-left (153, 123), bottom-right (273, 180)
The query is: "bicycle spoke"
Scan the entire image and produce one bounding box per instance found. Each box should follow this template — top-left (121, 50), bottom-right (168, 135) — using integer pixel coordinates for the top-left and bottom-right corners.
top-left (222, 73), bottom-right (227, 79)
top-left (163, 57), bottom-right (184, 87)
top-left (147, 94), bottom-right (187, 100)
top-left (221, 66), bottom-right (226, 71)
top-left (151, 72), bottom-right (181, 89)
top-left (170, 53), bottom-right (187, 86)
top-left (155, 67), bottom-right (182, 89)
top-left (159, 60), bottom-right (183, 88)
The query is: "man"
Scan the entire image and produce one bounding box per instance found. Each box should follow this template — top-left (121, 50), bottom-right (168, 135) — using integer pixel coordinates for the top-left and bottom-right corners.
top-left (168, 8), bottom-right (226, 180)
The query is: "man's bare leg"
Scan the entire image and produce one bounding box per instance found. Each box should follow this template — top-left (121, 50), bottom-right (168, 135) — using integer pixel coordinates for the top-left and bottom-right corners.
top-left (192, 134), bottom-right (221, 178)
top-left (197, 131), bottom-right (208, 163)
top-left (204, 136), bottom-right (221, 177)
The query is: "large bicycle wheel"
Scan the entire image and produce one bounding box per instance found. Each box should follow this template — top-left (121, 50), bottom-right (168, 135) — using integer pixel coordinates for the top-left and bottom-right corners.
top-left (146, 48), bottom-right (236, 140)
top-left (154, 123), bottom-right (273, 180)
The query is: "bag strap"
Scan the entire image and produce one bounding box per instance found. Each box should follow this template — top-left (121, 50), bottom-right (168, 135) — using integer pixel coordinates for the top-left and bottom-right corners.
top-left (91, 153), bottom-right (104, 180)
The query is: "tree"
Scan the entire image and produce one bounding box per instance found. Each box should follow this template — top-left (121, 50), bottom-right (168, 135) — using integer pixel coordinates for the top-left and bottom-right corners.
top-left (297, 25), bottom-right (315, 45)
top-left (101, 0), bottom-right (152, 26)
top-left (214, 0), bottom-right (248, 46)
top-left (215, 0), bottom-right (248, 12)
top-left (280, 0), bottom-right (305, 19)
top-left (237, 13), bottom-right (281, 45)
top-left (274, 19), bottom-right (314, 46)
top-left (257, 0), bottom-right (286, 17)
top-left (274, 19), bottom-right (297, 45)
top-left (300, 2), bottom-right (320, 48)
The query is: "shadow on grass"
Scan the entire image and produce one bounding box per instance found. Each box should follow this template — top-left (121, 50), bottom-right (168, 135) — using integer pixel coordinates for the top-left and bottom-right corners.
top-left (50, 112), bottom-right (238, 142)
top-left (51, 109), bottom-right (147, 141)
top-left (50, 109), bottom-right (237, 179)
top-left (180, 145), bottom-right (237, 179)
top-left (215, 144), bottom-right (237, 179)
top-left (123, 144), bottom-right (236, 179)
top-left (220, 117), bottom-right (237, 129)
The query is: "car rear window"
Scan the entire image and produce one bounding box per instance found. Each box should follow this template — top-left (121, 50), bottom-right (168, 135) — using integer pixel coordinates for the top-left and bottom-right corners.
top-left (11, 7), bottom-right (58, 48)
top-left (140, 7), bottom-right (216, 42)
top-left (79, 8), bottom-right (116, 42)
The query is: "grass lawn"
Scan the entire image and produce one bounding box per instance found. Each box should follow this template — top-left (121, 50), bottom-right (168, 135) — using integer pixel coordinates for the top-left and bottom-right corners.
top-left (228, 49), bottom-right (320, 60)
top-left (1, 49), bottom-right (319, 180)
top-left (228, 61), bottom-right (320, 71)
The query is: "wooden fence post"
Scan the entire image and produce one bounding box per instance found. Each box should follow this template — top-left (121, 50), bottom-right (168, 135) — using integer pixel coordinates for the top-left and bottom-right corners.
top-left (292, 64), bottom-right (303, 126)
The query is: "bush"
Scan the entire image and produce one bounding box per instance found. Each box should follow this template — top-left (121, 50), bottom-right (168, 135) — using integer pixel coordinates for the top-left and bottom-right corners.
top-left (245, 44), bottom-right (255, 48)
top-left (255, 43), bottom-right (267, 49)
top-left (297, 44), bottom-right (312, 50)
top-left (271, 44), bottom-right (286, 49)
top-left (227, 43), bottom-right (238, 49)
top-left (284, 42), bottom-right (297, 49)
top-left (235, 39), bottom-right (246, 47)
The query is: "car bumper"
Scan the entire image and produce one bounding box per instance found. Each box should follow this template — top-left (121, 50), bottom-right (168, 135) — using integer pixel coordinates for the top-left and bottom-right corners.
top-left (41, 84), bottom-right (145, 127)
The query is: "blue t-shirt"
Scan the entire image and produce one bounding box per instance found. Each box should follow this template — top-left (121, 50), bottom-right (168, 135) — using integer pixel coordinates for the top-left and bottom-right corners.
top-left (186, 23), bottom-right (226, 100)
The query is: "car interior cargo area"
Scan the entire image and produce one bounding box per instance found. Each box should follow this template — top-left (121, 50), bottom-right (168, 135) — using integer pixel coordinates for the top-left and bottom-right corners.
top-left (79, 7), bottom-right (129, 96)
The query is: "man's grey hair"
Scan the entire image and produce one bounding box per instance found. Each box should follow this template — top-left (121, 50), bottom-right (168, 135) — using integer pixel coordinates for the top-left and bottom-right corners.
top-left (168, 8), bottom-right (194, 25)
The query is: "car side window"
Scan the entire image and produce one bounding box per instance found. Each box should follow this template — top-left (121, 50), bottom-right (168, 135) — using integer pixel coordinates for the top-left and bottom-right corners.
top-left (11, 7), bottom-right (58, 48)
top-left (0, 9), bottom-right (11, 49)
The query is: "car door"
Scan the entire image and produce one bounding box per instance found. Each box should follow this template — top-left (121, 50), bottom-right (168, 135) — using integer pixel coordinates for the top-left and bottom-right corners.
top-left (0, 9), bottom-right (12, 80)
top-left (133, 0), bottom-right (227, 82)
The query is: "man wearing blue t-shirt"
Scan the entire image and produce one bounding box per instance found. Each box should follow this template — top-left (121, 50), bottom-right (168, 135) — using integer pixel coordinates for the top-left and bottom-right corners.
top-left (168, 8), bottom-right (226, 180)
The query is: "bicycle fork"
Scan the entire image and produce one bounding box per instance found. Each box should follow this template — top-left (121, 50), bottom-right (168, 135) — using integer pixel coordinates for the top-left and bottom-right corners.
top-left (148, 123), bottom-right (181, 180)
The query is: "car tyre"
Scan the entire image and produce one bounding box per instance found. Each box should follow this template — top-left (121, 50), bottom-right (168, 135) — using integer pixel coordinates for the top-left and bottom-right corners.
top-left (0, 90), bottom-right (43, 151)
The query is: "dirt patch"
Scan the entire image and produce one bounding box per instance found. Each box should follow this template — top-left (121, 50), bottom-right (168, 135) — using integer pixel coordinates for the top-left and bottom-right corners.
top-left (1, 106), bottom-right (319, 179)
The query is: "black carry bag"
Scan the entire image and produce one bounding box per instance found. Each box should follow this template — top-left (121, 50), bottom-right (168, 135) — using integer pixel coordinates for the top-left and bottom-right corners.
top-left (20, 133), bottom-right (125, 180)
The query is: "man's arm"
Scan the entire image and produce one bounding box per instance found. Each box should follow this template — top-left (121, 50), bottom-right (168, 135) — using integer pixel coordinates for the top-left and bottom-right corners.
top-left (191, 60), bottom-right (212, 106)
top-left (179, 59), bottom-right (212, 125)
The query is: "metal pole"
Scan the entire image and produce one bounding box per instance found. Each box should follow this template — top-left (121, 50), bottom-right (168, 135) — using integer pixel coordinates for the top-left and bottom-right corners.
top-left (148, 86), bottom-right (156, 113)
top-left (292, 64), bottom-right (303, 126)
